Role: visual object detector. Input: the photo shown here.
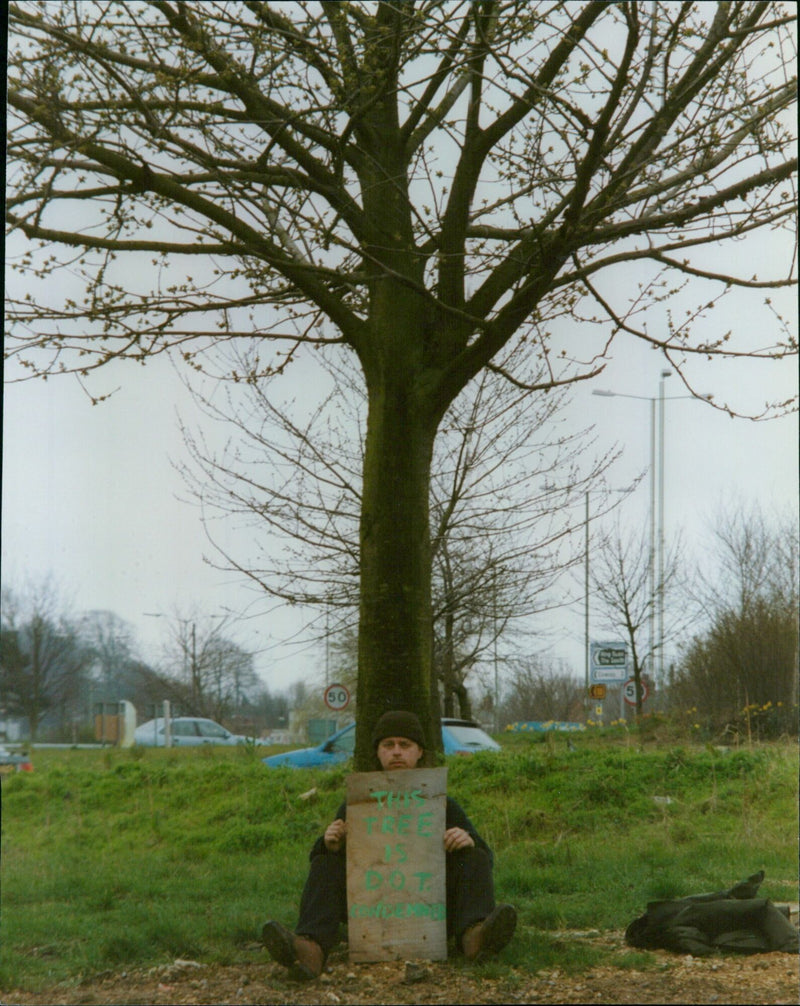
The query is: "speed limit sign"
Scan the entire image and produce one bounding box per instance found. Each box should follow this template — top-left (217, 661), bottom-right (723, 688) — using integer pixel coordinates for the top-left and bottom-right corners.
top-left (623, 678), bottom-right (649, 706)
top-left (324, 682), bottom-right (351, 711)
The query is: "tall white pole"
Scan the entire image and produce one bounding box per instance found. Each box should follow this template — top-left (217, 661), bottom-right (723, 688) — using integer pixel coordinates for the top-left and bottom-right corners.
top-left (584, 490), bottom-right (590, 717)
top-left (648, 398), bottom-right (656, 685)
top-left (191, 621), bottom-right (198, 707)
top-left (325, 603), bottom-right (330, 688)
top-left (657, 370), bottom-right (671, 692)
top-left (493, 582), bottom-right (499, 733)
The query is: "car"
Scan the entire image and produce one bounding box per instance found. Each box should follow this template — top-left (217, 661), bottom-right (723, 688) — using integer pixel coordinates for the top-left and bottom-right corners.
top-left (442, 717), bottom-right (502, 754)
top-left (133, 716), bottom-right (251, 747)
top-left (262, 717), bottom-right (500, 768)
top-left (0, 745), bottom-right (33, 774)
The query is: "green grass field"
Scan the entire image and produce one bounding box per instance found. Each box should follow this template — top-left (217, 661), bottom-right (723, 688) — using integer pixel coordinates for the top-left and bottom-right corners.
top-left (1, 731), bottom-right (797, 993)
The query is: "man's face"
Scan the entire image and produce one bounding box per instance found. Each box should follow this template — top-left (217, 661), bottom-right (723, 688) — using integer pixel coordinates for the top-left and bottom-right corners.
top-left (376, 736), bottom-right (424, 771)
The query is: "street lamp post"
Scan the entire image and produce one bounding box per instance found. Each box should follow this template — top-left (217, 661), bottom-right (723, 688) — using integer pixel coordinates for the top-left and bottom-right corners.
top-left (493, 579), bottom-right (500, 734)
top-left (648, 397), bottom-right (656, 690)
top-left (190, 621), bottom-right (198, 706)
top-left (584, 490), bottom-right (590, 711)
top-left (657, 369), bottom-right (671, 689)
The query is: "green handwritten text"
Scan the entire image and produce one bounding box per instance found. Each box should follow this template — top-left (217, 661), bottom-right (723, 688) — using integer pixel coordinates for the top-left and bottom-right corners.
top-left (369, 789), bottom-right (426, 809)
top-left (349, 900), bottom-right (446, 921)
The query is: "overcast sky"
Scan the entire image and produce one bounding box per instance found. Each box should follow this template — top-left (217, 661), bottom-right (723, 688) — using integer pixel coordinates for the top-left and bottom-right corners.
top-left (4, 7), bottom-right (797, 707)
top-left (2, 316), bottom-right (797, 697)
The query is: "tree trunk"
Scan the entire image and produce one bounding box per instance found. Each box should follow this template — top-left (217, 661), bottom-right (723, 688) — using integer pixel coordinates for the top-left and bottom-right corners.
top-left (441, 607), bottom-right (456, 718)
top-left (355, 362), bottom-right (440, 768)
top-left (452, 679), bottom-right (473, 721)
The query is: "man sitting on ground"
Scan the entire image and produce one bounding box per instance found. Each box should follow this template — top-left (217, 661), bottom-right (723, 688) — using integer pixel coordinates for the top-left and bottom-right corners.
top-left (262, 709), bottom-right (517, 980)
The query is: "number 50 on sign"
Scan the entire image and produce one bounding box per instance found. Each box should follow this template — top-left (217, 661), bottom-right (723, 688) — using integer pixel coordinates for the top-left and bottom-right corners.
top-left (324, 683), bottom-right (351, 711)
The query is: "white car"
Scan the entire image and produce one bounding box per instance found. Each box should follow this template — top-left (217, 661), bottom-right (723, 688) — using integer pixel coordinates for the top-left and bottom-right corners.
top-left (134, 716), bottom-right (250, 747)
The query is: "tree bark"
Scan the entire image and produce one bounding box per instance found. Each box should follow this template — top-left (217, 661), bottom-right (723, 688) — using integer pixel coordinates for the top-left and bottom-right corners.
top-left (355, 357), bottom-right (439, 767)
top-left (452, 680), bottom-right (473, 722)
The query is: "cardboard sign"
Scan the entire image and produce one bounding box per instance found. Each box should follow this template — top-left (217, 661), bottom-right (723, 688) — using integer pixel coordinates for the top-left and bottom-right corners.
top-left (346, 767), bottom-right (447, 962)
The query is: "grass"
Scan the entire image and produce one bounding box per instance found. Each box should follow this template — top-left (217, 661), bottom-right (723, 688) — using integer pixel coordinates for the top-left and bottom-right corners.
top-left (1, 732), bottom-right (797, 993)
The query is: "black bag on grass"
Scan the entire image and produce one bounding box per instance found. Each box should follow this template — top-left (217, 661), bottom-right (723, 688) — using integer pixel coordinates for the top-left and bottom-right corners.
top-left (625, 870), bottom-right (798, 956)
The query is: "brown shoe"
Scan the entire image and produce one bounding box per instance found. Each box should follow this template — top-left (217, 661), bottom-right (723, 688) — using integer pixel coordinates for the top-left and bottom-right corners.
top-left (462, 904), bottom-right (517, 961)
top-left (261, 921), bottom-right (324, 980)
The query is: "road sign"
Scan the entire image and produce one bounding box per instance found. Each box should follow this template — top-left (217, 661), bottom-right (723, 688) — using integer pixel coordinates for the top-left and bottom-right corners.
top-left (324, 682), bottom-right (351, 711)
top-left (623, 678), bottom-right (649, 706)
top-left (588, 683), bottom-right (607, 700)
top-left (589, 642), bottom-right (628, 684)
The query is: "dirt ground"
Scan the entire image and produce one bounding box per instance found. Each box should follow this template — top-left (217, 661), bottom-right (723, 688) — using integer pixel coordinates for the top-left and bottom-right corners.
top-left (4, 929), bottom-right (798, 1006)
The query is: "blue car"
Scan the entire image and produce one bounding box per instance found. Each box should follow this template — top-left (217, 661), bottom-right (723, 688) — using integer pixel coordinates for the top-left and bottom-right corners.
top-left (262, 717), bottom-right (500, 768)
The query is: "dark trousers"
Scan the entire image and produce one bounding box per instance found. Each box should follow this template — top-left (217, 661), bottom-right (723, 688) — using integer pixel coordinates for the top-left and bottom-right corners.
top-left (296, 847), bottom-right (496, 955)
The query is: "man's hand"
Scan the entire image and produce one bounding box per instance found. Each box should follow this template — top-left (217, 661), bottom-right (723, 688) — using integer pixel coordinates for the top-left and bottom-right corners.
top-left (324, 818), bottom-right (347, 852)
top-left (444, 826), bottom-right (475, 853)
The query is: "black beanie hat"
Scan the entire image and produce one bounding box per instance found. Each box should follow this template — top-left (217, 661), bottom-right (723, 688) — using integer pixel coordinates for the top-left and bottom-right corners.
top-left (371, 710), bottom-right (425, 750)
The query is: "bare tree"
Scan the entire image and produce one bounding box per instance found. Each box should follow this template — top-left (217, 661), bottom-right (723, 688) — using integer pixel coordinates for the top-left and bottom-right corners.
top-left (430, 370), bottom-right (615, 716)
top-left (589, 519), bottom-right (688, 716)
top-left (6, 3), bottom-right (797, 766)
top-left (78, 610), bottom-right (135, 703)
top-left (499, 655), bottom-right (582, 727)
top-left (179, 352), bottom-right (615, 717)
top-left (127, 660), bottom-right (195, 720)
top-left (0, 581), bottom-right (88, 740)
top-left (698, 504), bottom-right (797, 618)
top-left (201, 636), bottom-right (259, 721)
top-left (155, 612), bottom-right (257, 719)
top-left (673, 504), bottom-right (799, 732)
top-left (177, 353), bottom-right (365, 616)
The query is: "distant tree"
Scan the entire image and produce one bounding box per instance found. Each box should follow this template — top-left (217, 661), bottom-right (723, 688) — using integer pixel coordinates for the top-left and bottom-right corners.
top-left (429, 371), bottom-right (613, 716)
top-left (7, 3), bottom-right (796, 766)
top-left (498, 655), bottom-right (582, 727)
top-left (0, 583), bottom-right (88, 740)
top-left (0, 628), bottom-right (27, 717)
top-left (589, 519), bottom-right (688, 717)
top-left (155, 614), bottom-right (257, 719)
top-left (127, 660), bottom-right (193, 720)
top-left (78, 610), bottom-right (136, 703)
top-left (673, 505), bottom-right (799, 734)
top-left (201, 636), bottom-right (259, 721)
top-left (250, 684), bottom-right (290, 734)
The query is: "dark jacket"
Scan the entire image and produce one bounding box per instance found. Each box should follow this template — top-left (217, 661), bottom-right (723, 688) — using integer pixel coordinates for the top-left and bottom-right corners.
top-left (625, 871), bottom-right (798, 955)
top-left (309, 796), bottom-right (492, 863)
